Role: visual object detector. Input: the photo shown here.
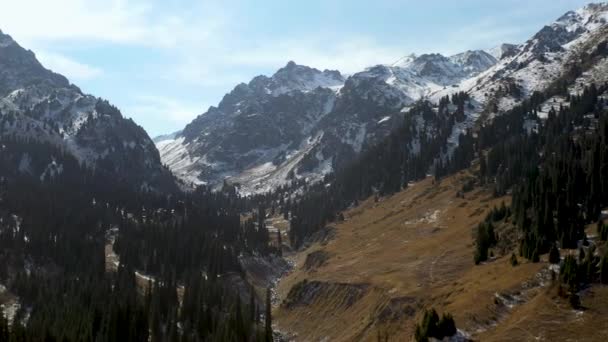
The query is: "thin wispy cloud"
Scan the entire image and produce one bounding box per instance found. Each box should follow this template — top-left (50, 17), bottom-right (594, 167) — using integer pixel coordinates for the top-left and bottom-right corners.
top-left (0, 0), bottom-right (212, 48)
top-left (225, 36), bottom-right (405, 74)
top-left (442, 17), bottom-right (534, 55)
top-left (126, 95), bottom-right (204, 127)
top-left (36, 51), bottom-right (104, 81)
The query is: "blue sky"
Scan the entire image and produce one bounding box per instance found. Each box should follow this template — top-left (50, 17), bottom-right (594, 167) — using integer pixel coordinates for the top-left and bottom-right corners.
top-left (0, 0), bottom-right (595, 137)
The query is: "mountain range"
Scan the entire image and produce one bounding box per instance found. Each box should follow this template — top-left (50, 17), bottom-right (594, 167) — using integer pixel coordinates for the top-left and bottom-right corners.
top-left (1, 3), bottom-right (607, 196)
top-left (156, 50), bottom-right (498, 194)
top-left (156, 2), bottom-right (608, 194)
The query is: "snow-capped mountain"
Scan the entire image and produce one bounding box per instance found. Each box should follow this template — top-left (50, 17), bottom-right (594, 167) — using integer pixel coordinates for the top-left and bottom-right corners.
top-left (448, 2), bottom-right (608, 116)
top-left (352, 50), bottom-right (497, 105)
top-left (0, 29), bottom-right (176, 192)
top-left (157, 62), bottom-right (343, 192)
top-left (253, 61), bottom-right (345, 96)
top-left (158, 3), bottom-right (608, 194)
top-left (159, 51), bottom-right (496, 193)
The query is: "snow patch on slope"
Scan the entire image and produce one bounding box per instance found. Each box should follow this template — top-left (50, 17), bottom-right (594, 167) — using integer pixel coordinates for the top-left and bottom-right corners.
top-left (157, 137), bottom-right (203, 186)
top-left (230, 133), bottom-right (325, 195)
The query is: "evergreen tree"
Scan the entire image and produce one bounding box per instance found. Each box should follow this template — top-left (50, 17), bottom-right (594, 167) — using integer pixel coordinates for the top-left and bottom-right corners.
top-left (277, 229), bottom-right (283, 256)
top-left (561, 255), bottom-right (579, 290)
top-left (479, 154), bottom-right (487, 185)
top-left (474, 223), bottom-right (493, 264)
top-left (510, 253), bottom-right (519, 267)
top-left (265, 287), bottom-right (273, 342)
top-left (437, 313), bottom-right (457, 338)
top-left (601, 250), bottom-right (608, 284)
top-left (598, 221), bottom-right (608, 241)
top-left (549, 244), bottom-right (561, 264)
top-left (414, 308), bottom-right (457, 341)
top-left (0, 310), bottom-right (8, 342)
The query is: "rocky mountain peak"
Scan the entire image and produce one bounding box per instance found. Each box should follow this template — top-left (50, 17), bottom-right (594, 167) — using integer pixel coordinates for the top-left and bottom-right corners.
top-left (487, 43), bottom-right (520, 60)
top-left (408, 53), bottom-right (464, 85)
top-left (560, 2), bottom-right (608, 28)
top-left (449, 50), bottom-right (497, 76)
top-left (225, 61), bottom-right (345, 100)
top-left (411, 53), bottom-right (449, 65)
top-left (584, 2), bottom-right (608, 13)
top-left (391, 53), bottom-right (418, 68)
top-left (0, 28), bottom-right (73, 97)
top-left (525, 2), bottom-right (608, 55)
top-left (269, 61), bottom-right (345, 95)
top-left (0, 29), bottom-right (15, 48)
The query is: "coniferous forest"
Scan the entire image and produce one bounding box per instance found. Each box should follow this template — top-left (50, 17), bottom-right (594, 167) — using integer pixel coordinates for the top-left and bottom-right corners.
top-left (0, 136), bottom-right (275, 341)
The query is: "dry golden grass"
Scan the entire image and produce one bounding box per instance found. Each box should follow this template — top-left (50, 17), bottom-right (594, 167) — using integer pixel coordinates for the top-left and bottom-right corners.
top-left (274, 171), bottom-right (551, 341)
top-left (478, 284), bottom-right (608, 341)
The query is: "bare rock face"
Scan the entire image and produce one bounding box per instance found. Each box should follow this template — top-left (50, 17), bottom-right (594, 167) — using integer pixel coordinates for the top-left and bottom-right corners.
top-left (303, 250), bottom-right (330, 271)
top-left (282, 280), bottom-right (369, 309)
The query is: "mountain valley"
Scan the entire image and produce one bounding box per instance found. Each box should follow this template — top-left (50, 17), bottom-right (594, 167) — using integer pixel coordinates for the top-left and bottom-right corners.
top-left (2, 2), bottom-right (608, 342)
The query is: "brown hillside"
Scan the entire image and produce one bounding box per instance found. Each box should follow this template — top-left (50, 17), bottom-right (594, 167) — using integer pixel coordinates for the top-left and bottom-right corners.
top-left (274, 170), bottom-right (562, 341)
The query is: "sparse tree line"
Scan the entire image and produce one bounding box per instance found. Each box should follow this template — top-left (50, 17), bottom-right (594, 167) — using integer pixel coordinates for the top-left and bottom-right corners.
top-left (287, 93), bottom-right (473, 248)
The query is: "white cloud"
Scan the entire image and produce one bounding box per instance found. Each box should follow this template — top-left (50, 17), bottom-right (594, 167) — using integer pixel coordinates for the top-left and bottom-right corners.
top-left (1, 0), bottom-right (233, 86)
top-left (163, 55), bottom-right (248, 87)
top-left (36, 51), bottom-right (103, 81)
top-left (226, 37), bottom-right (405, 74)
top-left (0, 0), bottom-right (223, 49)
top-left (125, 95), bottom-right (203, 127)
top-left (160, 35), bottom-right (407, 89)
top-left (441, 17), bottom-right (533, 54)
